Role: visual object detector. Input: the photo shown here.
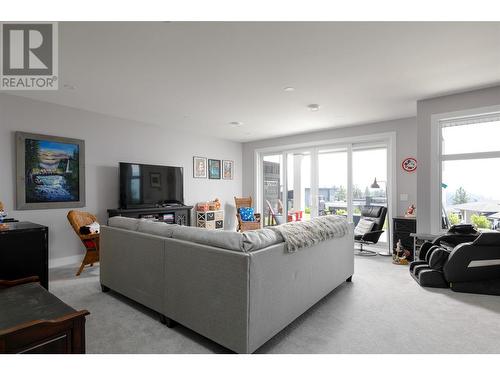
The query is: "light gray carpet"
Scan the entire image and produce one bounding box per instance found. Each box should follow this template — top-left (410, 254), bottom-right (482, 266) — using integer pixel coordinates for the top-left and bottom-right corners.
top-left (49, 255), bottom-right (500, 354)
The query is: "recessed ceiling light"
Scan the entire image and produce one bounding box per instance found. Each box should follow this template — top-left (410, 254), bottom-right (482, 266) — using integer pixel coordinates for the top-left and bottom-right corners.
top-left (307, 104), bottom-right (320, 111)
top-left (283, 87), bottom-right (295, 92)
top-left (229, 121), bottom-right (243, 127)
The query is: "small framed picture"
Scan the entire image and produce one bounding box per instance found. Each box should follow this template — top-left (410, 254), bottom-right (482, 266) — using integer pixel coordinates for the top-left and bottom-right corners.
top-left (208, 159), bottom-right (221, 179)
top-left (150, 172), bottom-right (161, 188)
top-left (193, 156), bottom-right (207, 178)
top-left (222, 160), bottom-right (234, 180)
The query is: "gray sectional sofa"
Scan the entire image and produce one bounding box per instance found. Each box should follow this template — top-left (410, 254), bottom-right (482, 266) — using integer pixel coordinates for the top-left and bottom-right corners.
top-left (100, 217), bottom-right (354, 353)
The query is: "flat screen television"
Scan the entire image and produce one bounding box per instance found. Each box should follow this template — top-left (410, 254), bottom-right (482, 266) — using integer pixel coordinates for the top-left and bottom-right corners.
top-left (119, 162), bottom-right (184, 208)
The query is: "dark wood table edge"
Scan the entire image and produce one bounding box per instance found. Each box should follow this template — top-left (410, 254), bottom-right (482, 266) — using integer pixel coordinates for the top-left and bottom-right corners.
top-left (0, 277), bottom-right (90, 354)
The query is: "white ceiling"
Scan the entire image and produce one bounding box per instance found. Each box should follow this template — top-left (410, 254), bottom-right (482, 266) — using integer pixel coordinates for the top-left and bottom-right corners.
top-left (11, 22), bottom-right (500, 142)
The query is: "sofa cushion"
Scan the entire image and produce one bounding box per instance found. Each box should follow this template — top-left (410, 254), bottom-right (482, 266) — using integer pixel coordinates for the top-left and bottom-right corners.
top-left (171, 226), bottom-right (244, 252)
top-left (137, 220), bottom-right (179, 238)
top-left (108, 216), bottom-right (141, 231)
top-left (242, 229), bottom-right (283, 252)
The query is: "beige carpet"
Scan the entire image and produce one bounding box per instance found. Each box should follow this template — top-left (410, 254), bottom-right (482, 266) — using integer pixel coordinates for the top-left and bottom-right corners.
top-left (49, 255), bottom-right (500, 354)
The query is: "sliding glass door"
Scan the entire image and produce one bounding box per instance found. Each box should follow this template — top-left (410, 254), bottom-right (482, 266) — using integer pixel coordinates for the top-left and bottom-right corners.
top-left (317, 148), bottom-right (348, 219)
top-left (286, 151), bottom-right (312, 222)
top-left (259, 137), bottom-right (392, 250)
top-left (352, 145), bottom-right (388, 243)
top-left (262, 154), bottom-right (283, 227)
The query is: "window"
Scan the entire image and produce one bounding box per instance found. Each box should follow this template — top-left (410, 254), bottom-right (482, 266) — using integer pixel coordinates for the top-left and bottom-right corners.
top-left (262, 154), bottom-right (283, 227)
top-left (440, 112), bottom-right (500, 230)
top-left (257, 133), bottom-right (395, 252)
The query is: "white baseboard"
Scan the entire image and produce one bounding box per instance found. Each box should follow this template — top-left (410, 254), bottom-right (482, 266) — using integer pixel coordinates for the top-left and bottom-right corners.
top-left (49, 254), bottom-right (83, 269)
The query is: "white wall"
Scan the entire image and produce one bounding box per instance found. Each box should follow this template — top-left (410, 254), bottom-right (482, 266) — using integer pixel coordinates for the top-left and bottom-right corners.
top-left (0, 94), bottom-right (242, 266)
top-left (416, 85), bottom-right (500, 233)
top-left (242, 117), bottom-right (417, 216)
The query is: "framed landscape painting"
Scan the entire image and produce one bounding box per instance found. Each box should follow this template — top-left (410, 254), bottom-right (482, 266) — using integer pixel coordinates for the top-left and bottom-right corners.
top-left (222, 160), bottom-right (234, 180)
top-left (16, 132), bottom-right (86, 210)
top-left (208, 159), bottom-right (221, 179)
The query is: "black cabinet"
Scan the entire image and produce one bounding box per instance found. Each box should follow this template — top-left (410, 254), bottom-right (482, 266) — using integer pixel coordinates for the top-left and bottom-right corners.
top-left (392, 217), bottom-right (416, 260)
top-left (108, 206), bottom-right (193, 226)
top-left (0, 222), bottom-right (49, 289)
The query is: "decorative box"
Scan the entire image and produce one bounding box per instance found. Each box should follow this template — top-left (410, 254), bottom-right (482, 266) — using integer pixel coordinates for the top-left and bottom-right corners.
top-left (196, 210), bottom-right (224, 230)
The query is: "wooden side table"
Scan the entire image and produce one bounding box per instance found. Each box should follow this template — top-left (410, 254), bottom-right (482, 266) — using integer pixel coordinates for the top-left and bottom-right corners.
top-left (0, 278), bottom-right (89, 354)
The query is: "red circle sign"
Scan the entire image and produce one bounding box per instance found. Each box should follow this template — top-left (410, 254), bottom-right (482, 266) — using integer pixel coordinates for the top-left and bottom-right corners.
top-left (402, 157), bottom-right (417, 172)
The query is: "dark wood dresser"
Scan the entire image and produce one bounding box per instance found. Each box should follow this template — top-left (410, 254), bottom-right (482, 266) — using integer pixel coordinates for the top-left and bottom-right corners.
top-left (0, 222), bottom-right (49, 289)
top-left (0, 278), bottom-right (89, 354)
top-left (392, 217), bottom-right (417, 260)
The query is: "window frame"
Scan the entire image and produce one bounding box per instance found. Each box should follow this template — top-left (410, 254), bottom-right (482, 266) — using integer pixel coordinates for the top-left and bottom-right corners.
top-left (430, 105), bottom-right (500, 234)
top-left (254, 132), bottom-right (397, 249)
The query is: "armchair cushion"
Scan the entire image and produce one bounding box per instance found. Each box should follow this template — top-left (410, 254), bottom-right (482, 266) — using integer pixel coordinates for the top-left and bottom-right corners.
top-left (360, 230), bottom-right (384, 243)
top-left (239, 207), bottom-right (256, 222)
top-left (354, 219), bottom-right (375, 236)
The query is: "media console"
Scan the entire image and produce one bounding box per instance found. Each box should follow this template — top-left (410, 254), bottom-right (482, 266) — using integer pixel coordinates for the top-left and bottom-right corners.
top-left (107, 205), bottom-right (193, 226)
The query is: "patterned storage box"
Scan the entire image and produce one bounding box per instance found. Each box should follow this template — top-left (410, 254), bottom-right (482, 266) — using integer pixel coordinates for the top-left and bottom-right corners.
top-left (196, 210), bottom-right (224, 230)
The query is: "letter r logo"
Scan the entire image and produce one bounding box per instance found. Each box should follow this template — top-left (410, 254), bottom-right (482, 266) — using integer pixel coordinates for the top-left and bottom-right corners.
top-left (2, 23), bottom-right (53, 75)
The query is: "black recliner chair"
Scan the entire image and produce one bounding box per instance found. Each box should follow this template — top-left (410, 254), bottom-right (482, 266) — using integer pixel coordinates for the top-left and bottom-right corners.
top-left (354, 206), bottom-right (387, 256)
top-left (410, 227), bottom-right (500, 296)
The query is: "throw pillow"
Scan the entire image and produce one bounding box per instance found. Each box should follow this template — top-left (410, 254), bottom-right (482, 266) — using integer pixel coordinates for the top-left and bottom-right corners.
top-left (79, 221), bottom-right (100, 235)
top-left (354, 218), bottom-right (374, 236)
top-left (239, 207), bottom-right (255, 222)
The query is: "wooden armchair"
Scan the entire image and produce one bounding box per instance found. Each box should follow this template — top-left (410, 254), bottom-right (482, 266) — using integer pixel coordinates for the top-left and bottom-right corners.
top-left (67, 210), bottom-right (100, 276)
top-left (234, 196), bottom-right (261, 232)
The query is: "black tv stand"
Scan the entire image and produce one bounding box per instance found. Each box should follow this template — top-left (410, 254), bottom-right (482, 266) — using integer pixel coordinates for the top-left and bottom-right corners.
top-left (107, 205), bottom-right (193, 226)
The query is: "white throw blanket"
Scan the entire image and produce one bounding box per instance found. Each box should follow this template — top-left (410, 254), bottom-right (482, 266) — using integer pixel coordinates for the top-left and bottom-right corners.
top-left (269, 215), bottom-right (350, 253)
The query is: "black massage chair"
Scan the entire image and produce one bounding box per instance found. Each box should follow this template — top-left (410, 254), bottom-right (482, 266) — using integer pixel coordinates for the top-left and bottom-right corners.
top-left (410, 225), bottom-right (500, 295)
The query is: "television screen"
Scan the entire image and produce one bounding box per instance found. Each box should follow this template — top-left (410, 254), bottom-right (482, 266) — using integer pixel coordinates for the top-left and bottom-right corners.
top-left (119, 162), bottom-right (184, 208)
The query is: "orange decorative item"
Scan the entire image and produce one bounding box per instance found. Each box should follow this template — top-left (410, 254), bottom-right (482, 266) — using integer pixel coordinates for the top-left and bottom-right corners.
top-left (405, 204), bottom-right (416, 218)
top-left (214, 198), bottom-right (221, 210)
top-left (197, 202), bottom-right (209, 211)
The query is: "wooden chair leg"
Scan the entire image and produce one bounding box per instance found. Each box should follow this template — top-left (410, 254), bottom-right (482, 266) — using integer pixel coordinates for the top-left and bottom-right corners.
top-left (75, 250), bottom-right (99, 276)
top-left (76, 261), bottom-right (86, 276)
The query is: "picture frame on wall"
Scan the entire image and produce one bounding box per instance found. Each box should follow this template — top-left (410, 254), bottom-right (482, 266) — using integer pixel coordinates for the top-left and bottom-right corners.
top-left (150, 172), bottom-right (161, 188)
top-left (222, 160), bottom-right (234, 180)
top-left (193, 156), bottom-right (207, 178)
top-left (208, 159), bottom-right (221, 179)
top-left (16, 132), bottom-right (86, 210)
